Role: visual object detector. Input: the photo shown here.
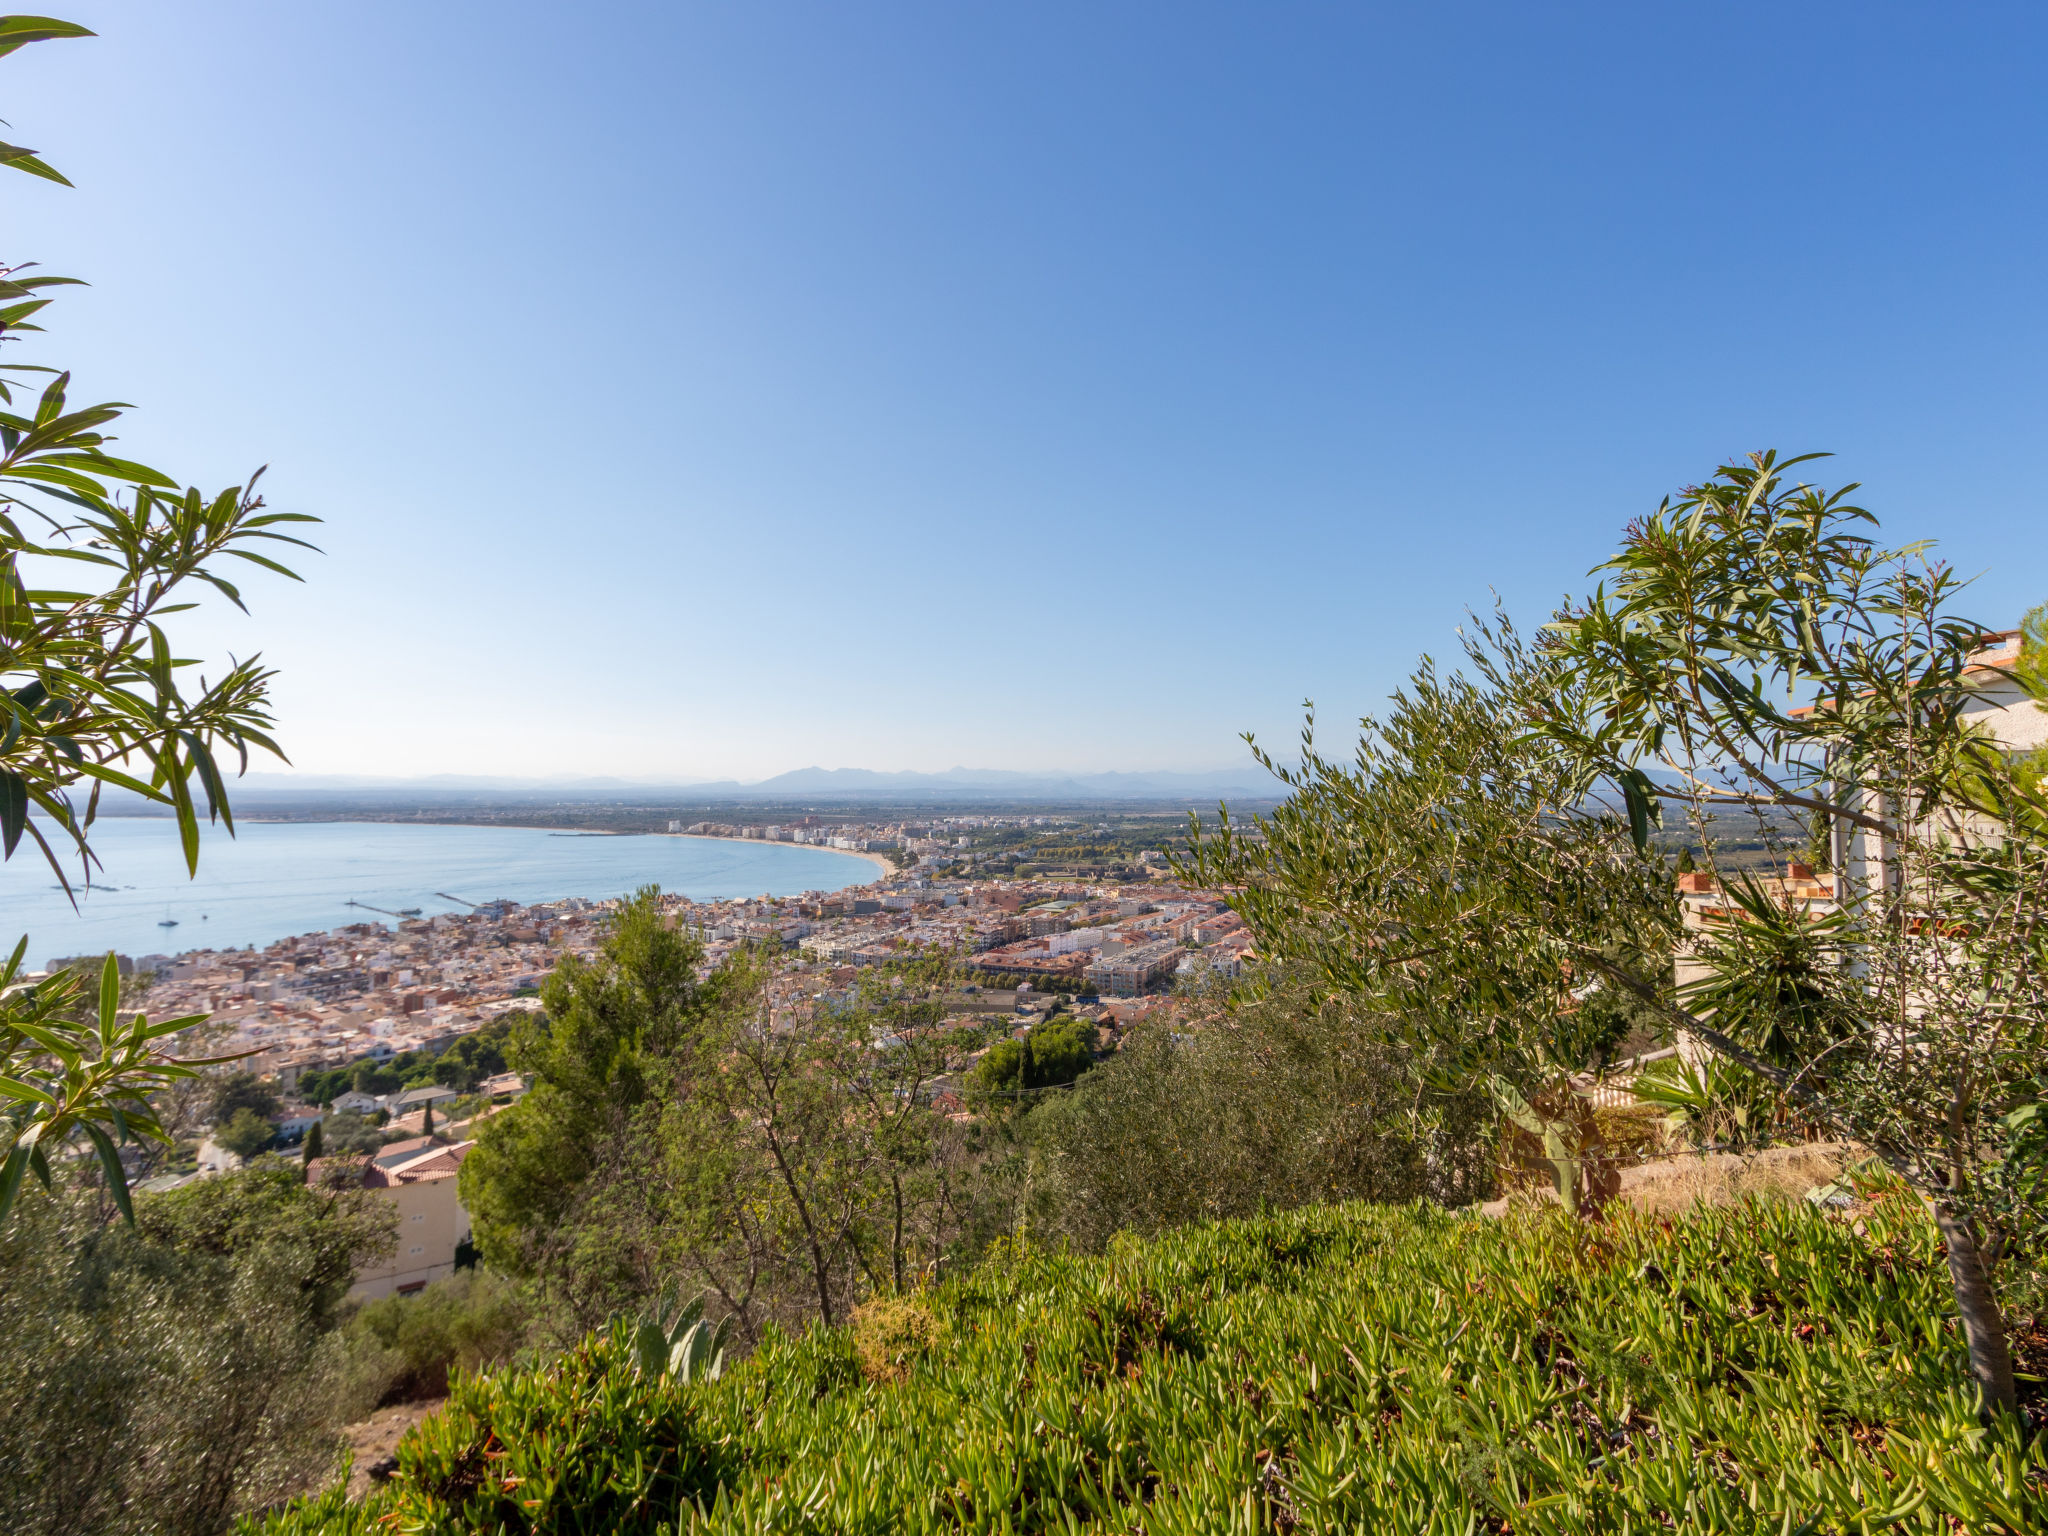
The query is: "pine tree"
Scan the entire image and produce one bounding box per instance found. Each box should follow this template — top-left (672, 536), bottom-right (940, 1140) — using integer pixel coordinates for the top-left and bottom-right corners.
top-left (1675, 847), bottom-right (1696, 875)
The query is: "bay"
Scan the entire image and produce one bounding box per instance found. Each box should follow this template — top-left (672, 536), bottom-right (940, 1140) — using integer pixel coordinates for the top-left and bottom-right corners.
top-left (0, 817), bottom-right (881, 967)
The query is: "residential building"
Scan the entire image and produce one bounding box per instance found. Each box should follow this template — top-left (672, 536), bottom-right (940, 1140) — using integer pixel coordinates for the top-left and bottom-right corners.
top-left (480, 1071), bottom-right (528, 1103)
top-left (393, 1084), bottom-right (461, 1115)
top-left (319, 1140), bottom-right (476, 1300)
top-left (1804, 629), bottom-right (2046, 901)
top-left (1084, 939), bottom-right (1187, 996)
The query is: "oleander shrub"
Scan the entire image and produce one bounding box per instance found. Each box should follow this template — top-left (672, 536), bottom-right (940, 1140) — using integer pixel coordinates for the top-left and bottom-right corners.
top-left (246, 1197), bottom-right (2048, 1535)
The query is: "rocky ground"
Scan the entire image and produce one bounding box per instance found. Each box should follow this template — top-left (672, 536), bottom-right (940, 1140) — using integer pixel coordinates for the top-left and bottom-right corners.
top-left (342, 1399), bottom-right (445, 1500)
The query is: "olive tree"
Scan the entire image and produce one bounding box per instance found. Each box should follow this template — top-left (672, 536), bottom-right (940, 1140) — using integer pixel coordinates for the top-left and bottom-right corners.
top-left (649, 950), bottom-right (979, 1332)
top-left (1191, 451), bottom-right (2047, 1417)
top-left (1541, 451), bottom-right (2048, 1416)
top-left (1182, 629), bottom-right (1679, 1218)
top-left (0, 16), bottom-right (317, 1220)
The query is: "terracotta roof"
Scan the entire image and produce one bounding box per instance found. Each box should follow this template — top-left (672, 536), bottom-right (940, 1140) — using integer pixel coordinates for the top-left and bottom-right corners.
top-left (308, 1139), bottom-right (473, 1189)
top-left (1959, 629), bottom-right (2023, 680)
top-left (1787, 630), bottom-right (2023, 718)
top-left (386, 1142), bottom-right (472, 1182)
top-left (372, 1133), bottom-right (457, 1168)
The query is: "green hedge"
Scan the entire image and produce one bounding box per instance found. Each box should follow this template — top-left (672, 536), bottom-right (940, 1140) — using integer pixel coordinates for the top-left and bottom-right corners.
top-left (248, 1198), bottom-right (2046, 1533)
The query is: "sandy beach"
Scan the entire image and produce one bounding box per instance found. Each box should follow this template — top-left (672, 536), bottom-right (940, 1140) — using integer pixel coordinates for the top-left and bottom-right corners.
top-left (658, 831), bottom-right (894, 880)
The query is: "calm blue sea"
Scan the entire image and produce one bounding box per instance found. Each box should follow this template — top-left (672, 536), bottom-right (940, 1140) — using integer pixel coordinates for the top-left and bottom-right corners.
top-left (0, 818), bottom-right (878, 967)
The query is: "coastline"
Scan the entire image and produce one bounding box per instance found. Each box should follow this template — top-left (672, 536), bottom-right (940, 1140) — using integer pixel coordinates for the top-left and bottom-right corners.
top-left (657, 831), bottom-right (894, 880)
top-left (118, 811), bottom-right (897, 883)
top-left (8, 819), bottom-right (894, 962)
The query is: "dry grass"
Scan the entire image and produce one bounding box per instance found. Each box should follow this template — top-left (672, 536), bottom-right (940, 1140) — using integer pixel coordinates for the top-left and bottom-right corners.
top-left (849, 1293), bottom-right (947, 1383)
top-left (1481, 1141), bottom-right (1856, 1218)
top-left (1612, 1141), bottom-right (1853, 1215)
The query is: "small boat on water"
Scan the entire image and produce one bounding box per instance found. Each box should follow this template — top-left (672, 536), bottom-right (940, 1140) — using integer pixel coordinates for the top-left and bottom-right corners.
top-left (158, 917), bottom-right (179, 928)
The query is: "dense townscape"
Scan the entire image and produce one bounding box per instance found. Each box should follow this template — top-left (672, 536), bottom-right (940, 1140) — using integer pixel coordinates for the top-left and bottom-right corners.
top-left (6, 15), bottom-right (2048, 1536)
top-left (74, 815), bottom-right (1248, 1219)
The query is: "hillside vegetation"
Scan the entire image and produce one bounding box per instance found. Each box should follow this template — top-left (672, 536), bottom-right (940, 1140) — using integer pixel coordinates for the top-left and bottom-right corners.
top-left (248, 1197), bottom-right (2045, 1535)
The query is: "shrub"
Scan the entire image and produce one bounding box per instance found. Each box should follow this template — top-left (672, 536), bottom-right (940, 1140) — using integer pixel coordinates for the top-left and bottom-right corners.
top-left (218, 1106), bottom-right (279, 1160)
top-left (249, 1197), bottom-right (2047, 1533)
top-left (0, 1169), bottom-right (395, 1536)
top-left (244, 1323), bottom-right (736, 1536)
top-left (346, 1269), bottom-right (533, 1401)
top-left (968, 1018), bottom-right (1097, 1105)
top-left (1026, 975), bottom-right (1492, 1248)
top-left (318, 1112), bottom-right (384, 1158)
top-left (850, 1291), bottom-right (946, 1383)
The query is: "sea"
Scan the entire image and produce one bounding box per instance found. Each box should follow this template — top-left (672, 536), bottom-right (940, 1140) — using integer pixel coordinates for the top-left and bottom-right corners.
top-left (0, 817), bottom-right (879, 968)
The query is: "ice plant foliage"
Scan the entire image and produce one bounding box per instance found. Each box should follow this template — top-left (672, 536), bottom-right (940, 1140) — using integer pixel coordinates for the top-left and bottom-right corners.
top-left (243, 1200), bottom-right (2048, 1534)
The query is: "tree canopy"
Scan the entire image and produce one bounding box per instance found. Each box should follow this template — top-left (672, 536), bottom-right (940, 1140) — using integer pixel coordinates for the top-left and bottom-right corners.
top-left (1188, 452), bottom-right (2048, 1416)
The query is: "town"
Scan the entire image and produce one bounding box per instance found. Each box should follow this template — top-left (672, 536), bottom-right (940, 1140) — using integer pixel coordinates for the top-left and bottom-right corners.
top-left (10, 10), bottom-right (2046, 1532)
top-left (70, 811), bottom-right (1253, 1294)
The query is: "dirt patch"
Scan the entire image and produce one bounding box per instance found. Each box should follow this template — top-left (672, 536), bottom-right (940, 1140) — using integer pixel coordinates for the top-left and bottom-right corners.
top-left (1478, 1142), bottom-right (1855, 1218)
top-left (343, 1398), bottom-right (445, 1501)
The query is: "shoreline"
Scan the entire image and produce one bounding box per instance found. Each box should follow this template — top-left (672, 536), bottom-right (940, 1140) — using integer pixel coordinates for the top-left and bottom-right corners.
top-left (102, 811), bottom-right (896, 884)
top-left (15, 819), bottom-right (894, 963)
top-left (654, 830), bottom-right (895, 880)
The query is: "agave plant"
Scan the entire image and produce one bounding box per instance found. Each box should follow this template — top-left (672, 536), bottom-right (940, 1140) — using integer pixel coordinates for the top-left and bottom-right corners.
top-left (631, 1288), bottom-right (730, 1383)
top-left (1629, 1051), bottom-right (1776, 1151)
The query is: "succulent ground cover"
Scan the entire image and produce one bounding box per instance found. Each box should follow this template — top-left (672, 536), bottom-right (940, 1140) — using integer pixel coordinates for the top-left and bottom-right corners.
top-left (247, 1198), bottom-right (2046, 1534)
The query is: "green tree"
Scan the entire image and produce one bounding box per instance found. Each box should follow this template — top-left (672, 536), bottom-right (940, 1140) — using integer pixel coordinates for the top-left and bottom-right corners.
top-left (217, 1107), bottom-right (276, 1162)
top-left (1192, 451), bottom-right (2048, 1417)
top-left (2012, 600), bottom-right (2048, 801)
top-left (459, 887), bottom-right (724, 1322)
top-left (1025, 971), bottom-right (1493, 1251)
top-left (967, 1018), bottom-right (1098, 1107)
top-left (649, 951), bottom-right (980, 1329)
top-left (0, 18), bottom-right (318, 1221)
top-left (209, 1071), bottom-right (281, 1125)
top-left (318, 1111), bottom-right (382, 1158)
top-left (301, 1117), bottom-right (322, 1164)
top-left (1184, 631), bottom-right (1676, 1219)
top-left (1539, 453), bottom-right (2048, 1415)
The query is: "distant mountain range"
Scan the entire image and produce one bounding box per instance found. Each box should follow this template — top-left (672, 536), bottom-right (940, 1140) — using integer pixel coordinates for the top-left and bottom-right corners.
top-left (677, 767), bottom-right (1277, 801)
top-left (102, 766), bottom-right (1282, 808)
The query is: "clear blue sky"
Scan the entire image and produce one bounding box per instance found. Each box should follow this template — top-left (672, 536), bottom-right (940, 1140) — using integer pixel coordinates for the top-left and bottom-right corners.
top-left (8, 2), bottom-right (2045, 781)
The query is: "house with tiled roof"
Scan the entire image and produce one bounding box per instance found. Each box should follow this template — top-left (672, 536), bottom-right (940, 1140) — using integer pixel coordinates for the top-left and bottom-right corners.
top-left (1779, 626), bottom-right (2045, 901)
top-left (310, 1139), bottom-right (475, 1299)
top-left (1839, 628), bottom-right (2045, 899)
top-left (1951, 628), bottom-right (2048, 753)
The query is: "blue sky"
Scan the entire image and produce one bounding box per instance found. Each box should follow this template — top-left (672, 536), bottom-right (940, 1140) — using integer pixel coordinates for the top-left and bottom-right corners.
top-left (7, 2), bottom-right (2045, 780)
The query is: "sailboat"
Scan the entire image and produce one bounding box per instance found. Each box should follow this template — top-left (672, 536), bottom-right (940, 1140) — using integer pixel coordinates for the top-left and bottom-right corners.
top-left (158, 914), bottom-right (179, 928)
